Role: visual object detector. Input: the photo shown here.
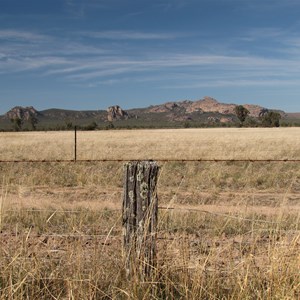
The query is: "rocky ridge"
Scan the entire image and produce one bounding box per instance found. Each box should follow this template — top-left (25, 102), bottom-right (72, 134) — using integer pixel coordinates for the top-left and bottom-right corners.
top-left (1, 97), bottom-right (288, 127)
top-left (5, 106), bottom-right (39, 121)
top-left (147, 96), bottom-right (273, 118)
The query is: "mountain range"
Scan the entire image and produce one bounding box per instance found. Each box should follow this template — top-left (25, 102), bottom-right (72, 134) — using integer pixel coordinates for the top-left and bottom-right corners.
top-left (0, 96), bottom-right (298, 130)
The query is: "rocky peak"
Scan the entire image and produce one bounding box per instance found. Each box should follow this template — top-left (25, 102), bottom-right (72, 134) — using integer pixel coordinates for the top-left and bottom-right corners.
top-left (202, 96), bottom-right (218, 104)
top-left (148, 100), bottom-right (193, 113)
top-left (5, 106), bottom-right (39, 121)
top-left (107, 105), bottom-right (129, 122)
top-left (188, 97), bottom-right (272, 118)
top-left (146, 96), bottom-right (278, 119)
top-left (186, 97), bottom-right (236, 114)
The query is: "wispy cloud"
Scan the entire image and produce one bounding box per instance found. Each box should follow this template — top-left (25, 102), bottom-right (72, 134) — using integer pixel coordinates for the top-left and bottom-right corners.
top-left (1, 27), bottom-right (300, 92)
top-left (223, 0), bottom-right (300, 11)
top-left (63, 0), bottom-right (125, 18)
top-left (238, 27), bottom-right (286, 42)
top-left (52, 53), bottom-right (300, 91)
top-left (258, 0), bottom-right (300, 8)
top-left (81, 30), bottom-right (178, 40)
top-left (0, 29), bottom-right (47, 41)
top-left (163, 78), bottom-right (300, 89)
top-left (0, 55), bottom-right (73, 74)
top-left (155, 0), bottom-right (196, 11)
top-left (63, 0), bottom-right (87, 18)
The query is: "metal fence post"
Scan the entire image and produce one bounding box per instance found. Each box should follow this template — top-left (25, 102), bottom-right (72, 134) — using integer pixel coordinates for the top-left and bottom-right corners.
top-left (74, 126), bottom-right (77, 162)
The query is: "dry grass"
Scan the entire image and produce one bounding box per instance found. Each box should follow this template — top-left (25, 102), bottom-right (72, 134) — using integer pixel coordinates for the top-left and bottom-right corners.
top-left (0, 128), bottom-right (300, 299)
top-left (1, 127), bottom-right (300, 160)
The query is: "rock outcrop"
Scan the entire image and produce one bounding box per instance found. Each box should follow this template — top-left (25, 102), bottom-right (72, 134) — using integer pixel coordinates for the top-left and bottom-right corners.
top-left (147, 96), bottom-right (273, 118)
top-left (5, 106), bottom-right (39, 121)
top-left (107, 105), bottom-right (129, 122)
top-left (187, 97), bottom-right (235, 114)
top-left (186, 96), bottom-right (271, 117)
top-left (148, 100), bottom-right (193, 113)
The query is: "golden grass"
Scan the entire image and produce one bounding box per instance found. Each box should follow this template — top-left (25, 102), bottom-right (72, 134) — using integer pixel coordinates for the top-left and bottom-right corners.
top-left (0, 128), bottom-right (300, 299)
top-left (0, 127), bottom-right (300, 160)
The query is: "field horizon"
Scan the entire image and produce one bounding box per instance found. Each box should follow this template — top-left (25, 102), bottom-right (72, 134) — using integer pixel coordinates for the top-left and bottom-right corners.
top-left (1, 96), bottom-right (300, 131)
top-left (1, 127), bottom-right (300, 161)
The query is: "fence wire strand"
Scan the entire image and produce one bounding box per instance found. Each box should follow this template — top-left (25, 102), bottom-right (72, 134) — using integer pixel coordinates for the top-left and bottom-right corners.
top-left (1, 158), bottom-right (300, 163)
top-left (1, 158), bottom-right (299, 242)
top-left (1, 205), bottom-right (297, 225)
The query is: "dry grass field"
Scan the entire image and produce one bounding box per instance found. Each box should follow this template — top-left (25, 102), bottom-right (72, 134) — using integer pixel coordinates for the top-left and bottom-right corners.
top-left (1, 127), bottom-right (300, 161)
top-left (0, 128), bottom-right (299, 299)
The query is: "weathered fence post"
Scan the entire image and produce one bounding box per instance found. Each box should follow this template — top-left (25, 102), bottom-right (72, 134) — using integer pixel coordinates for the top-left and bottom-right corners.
top-left (122, 161), bottom-right (159, 280)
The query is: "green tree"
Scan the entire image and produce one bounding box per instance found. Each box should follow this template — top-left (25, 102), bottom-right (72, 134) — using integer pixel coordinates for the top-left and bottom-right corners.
top-left (260, 111), bottom-right (281, 127)
top-left (28, 115), bottom-right (38, 130)
top-left (65, 120), bottom-right (73, 130)
top-left (234, 105), bottom-right (250, 124)
top-left (85, 121), bottom-right (98, 130)
top-left (243, 116), bottom-right (258, 127)
top-left (105, 122), bottom-right (115, 130)
top-left (10, 117), bottom-right (23, 131)
top-left (183, 121), bottom-right (191, 128)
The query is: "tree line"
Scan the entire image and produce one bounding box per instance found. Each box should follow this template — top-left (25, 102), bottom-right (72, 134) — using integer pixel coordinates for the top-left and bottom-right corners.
top-left (3, 106), bottom-right (290, 132)
top-left (234, 105), bottom-right (282, 127)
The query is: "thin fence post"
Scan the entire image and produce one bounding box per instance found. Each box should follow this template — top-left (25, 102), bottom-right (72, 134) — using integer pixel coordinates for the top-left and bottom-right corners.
top-left (74, 126), bottom-right (77, 162)
top-left (122, 160), bottom-right (159, 280)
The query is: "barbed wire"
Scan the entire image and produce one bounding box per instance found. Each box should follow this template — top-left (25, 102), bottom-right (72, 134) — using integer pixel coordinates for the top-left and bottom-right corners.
top-left (159, 206), bottom-right (296, 224)
top-left (1, 228), bottom-right (298, 239)
top-left (1, 207), bottom-right (297, 227)
top-left (2, 205), bottom-right (298, 223)
top-left (1, 157), bottom-right (298, 240)
top-left (0, 233), bottom-right (120, 238)
top-left (3, 208), bottom-right (120, 213)
top-left (0, 158), bottom-right (300, 163)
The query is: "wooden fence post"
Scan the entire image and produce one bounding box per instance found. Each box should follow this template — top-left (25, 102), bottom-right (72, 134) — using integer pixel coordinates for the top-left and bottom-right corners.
top-left (122, 161), bottom-right (159, 280)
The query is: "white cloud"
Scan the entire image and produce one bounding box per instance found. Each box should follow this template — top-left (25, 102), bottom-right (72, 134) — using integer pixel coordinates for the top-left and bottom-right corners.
top-left (81, 30), bottom-right (178, 40)
top-left (154, 0), bottom-right (195, 11)
top-left (163, 78), bottom-right (300, 89)
top-left (238, 27), bottom-right (287, 42)
top-left (0, 29), bottom-right (47, 41)
top-left (1, 28), bottom-right (300, 94)
top-left (0, 56), bottom-right (73, 74)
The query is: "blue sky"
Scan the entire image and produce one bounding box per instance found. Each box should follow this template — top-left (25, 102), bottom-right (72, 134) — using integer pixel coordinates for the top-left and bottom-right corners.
top-left (1, 0), bottom-right (300, 114)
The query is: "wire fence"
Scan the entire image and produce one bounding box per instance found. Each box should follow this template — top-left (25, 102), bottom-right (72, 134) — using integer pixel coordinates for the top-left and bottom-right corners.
top-left (1, 127), bottom-right (299, 252)
top-left (1, 159), bottom-right (299, 224)
top-left (1, 158), bottom-right (300, 163)
top-left (2, 206), bottom-right (297, 225)
top-left (1, 127), bottom-right (300, 163)
top-left (1, 204), bottom-right (299, 270)
top-left (2, 204), bottom-right (299, 242)
top-left (1, 131), bottom-right (299, 299)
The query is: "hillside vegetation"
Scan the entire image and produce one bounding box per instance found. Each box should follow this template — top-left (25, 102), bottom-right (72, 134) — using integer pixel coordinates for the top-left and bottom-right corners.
top-left (1, 96), bottom-right (297, 131)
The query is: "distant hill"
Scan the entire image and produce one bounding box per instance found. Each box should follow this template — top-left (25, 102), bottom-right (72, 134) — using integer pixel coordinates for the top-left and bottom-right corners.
top-left (138, 96), bottom-right (285, 119)
top-left (286, 113), bottom-right (300, 119)
top-left (0, 96), bottom-right (297, 131)
top-left (285, 113), bottom-right (300, 124)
